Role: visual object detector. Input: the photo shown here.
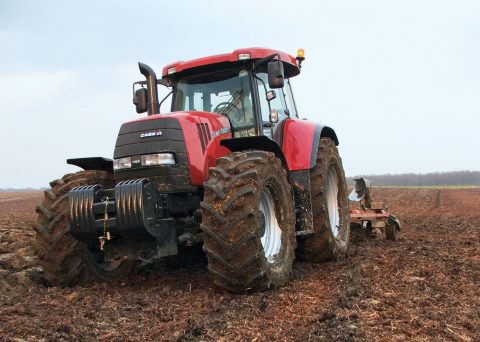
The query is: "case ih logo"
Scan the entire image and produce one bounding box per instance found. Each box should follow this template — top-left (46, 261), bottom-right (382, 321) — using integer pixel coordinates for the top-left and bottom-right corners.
top-left (140, 130), bottom-right (163, 138)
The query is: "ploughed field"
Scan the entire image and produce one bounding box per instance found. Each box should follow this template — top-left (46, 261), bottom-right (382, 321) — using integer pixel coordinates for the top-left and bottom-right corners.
top-left (0, 188), bottom-right (479, 341)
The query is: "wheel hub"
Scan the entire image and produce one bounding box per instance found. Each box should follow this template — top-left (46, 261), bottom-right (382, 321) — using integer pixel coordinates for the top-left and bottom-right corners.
top-left (326, 165), bottom-right (341, 237)
top-left (259, 188), bottom-right (282, 263)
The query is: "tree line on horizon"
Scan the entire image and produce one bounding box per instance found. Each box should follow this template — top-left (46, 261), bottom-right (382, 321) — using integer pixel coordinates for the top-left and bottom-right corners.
top-left (2, 171), bottom-right (480, 191)
top-left (348, 170), bottom-right (480, 187)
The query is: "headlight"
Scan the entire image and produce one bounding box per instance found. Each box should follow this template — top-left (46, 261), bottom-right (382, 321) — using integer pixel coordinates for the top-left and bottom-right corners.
top-left (141, 153), bottom-right (176, 166)
top-left (113, 157), bottom-right (132, 170)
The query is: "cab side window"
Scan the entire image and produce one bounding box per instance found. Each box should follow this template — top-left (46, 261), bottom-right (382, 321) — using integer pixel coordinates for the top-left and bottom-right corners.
top-left (283, 79), bottom-right (298, 118)
top-left (256, 73), bottom-right (288, 139)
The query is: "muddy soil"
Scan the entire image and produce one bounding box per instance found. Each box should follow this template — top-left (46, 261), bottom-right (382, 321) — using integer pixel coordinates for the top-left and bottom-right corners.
top-left (0, 188), bottom-right (479, 341)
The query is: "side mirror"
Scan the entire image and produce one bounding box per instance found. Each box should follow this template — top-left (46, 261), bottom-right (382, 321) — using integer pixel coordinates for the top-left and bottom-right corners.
top-left (133, 88), bottom-right (148, 114)
top-left (266, 90), bottom-right (276, 101)
top-left (267, 60), bottom-right (284, 89)
top-left (270, 109), bottom-right (279, 123)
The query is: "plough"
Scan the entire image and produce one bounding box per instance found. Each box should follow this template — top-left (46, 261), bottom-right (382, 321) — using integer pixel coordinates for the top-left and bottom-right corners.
top-left (349, 178), bottom-right (401, 240)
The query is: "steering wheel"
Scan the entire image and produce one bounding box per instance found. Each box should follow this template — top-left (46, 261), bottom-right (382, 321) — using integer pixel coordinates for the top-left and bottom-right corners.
top-left (214, 101), bottom-right (234, 113)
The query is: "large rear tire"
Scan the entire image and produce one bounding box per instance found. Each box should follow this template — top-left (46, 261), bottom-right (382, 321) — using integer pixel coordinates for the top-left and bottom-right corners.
top-left (298, 138), bottom-right (350, 262)
top-left (34, 170), bottom-right (138, 286)
top-left (201, 151), bottom-right (296, 292)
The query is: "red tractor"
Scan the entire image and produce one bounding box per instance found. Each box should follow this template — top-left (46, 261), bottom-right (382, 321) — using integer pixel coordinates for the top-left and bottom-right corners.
top-left (34, 48), bottom-right (350, 292)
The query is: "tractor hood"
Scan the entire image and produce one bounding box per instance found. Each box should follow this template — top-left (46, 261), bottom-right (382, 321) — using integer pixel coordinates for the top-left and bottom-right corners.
top-left (113, 112), bottom-right (231, 190)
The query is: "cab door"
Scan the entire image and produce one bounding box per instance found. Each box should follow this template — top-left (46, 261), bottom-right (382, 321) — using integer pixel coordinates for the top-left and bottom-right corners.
top-left (255, 73), bottom-right (292, 144)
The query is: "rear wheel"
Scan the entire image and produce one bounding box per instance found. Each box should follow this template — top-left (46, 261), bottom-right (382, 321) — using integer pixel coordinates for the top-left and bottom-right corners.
top-left (34, 170), bottom-right (138, 286)
top-left (298, 138), bottom-right (350, 262)
top-left (201, 151), bottom-right (296, 292)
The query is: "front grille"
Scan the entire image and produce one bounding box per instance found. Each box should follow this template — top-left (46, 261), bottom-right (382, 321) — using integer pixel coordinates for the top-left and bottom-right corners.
top-left (114, 118), bottom-right (184, 158)
top-left (113, 118), bottom-right (192, 192)
top-left (196, 123), bottom-right (211, 153)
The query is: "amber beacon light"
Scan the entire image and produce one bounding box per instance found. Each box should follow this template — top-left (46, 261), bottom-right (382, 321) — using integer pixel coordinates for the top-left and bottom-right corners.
top-left (296, 48), bottom-right (305, 68)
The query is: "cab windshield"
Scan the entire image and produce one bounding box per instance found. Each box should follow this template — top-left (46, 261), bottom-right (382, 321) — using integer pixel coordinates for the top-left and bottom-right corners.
top-left (172, 69), bottom-right (255, 137)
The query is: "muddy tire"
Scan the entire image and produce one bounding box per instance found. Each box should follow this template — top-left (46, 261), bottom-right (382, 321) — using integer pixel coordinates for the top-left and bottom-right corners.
top-left (34, 170), bottom-right (138, 286)
top-left (201, 151), bottom-right (296, 292)
top-left (298, 138), bottom-right (350, 262)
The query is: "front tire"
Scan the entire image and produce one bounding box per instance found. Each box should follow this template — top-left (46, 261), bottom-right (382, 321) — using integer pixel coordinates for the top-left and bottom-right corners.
top-left (298, 138), bottom-right (350, 262)
top-left (34, 170), bottom-right (138, 286)
top-left (201, 151), bottom-right (296, 292)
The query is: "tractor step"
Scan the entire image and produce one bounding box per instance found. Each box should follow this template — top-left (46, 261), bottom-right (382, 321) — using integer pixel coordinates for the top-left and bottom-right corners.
top-left (295, 230), bottom-right (314, 236)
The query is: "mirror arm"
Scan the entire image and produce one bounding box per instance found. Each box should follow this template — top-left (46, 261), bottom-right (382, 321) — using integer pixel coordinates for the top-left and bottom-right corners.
top-left (159, 90), bottom-right (173, 112)
top-left (132, 81), bottom-right (143, 99)
top-left (158, 78), bottom-right (172, 87)
top-left (253, 53), bottom-right (279, 72)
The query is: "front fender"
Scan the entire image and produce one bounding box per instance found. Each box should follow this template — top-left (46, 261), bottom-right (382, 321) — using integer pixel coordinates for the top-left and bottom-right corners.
top-left (220, 136), bottom-right (288, 170)
top-left (282, 119), bottom-right (339, 170)
top-left (67, 157), bottom-right (113, 173)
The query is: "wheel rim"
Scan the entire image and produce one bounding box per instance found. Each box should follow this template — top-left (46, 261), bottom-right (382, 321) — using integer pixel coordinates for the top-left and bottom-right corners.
top-left (326, 165), bottom-right (340, 237)
top-left (259, 187), bottom-right (282, 263)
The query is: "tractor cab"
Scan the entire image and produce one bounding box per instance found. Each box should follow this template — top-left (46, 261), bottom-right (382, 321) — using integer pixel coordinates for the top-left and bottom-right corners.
top-left (169, 63), bottom-right (299, 141)
top-left (133, 48), bottom-right (304, 142)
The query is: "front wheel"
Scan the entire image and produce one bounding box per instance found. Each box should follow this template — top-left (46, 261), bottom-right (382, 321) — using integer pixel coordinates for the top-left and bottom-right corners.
top-left (201, 151), bottom-right (296, 292)
top-left (34, 171), bottom-right (138, 286)
top-left (298, 138), bottom-right (350, 262)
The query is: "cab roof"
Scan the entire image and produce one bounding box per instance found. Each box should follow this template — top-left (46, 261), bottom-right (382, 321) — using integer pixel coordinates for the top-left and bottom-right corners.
top-left (162, 47), bottom-right (300, 78)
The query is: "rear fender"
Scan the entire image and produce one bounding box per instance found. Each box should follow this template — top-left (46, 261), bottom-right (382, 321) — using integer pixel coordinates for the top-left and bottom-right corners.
top-left (282, 119), bottom-right (339, 171)
top-left (281, 119), bottom-right (339, 233)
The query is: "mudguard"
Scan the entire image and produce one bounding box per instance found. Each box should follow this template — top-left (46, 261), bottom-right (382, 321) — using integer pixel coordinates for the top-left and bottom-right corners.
top-left (67, 157), bottom-right (113, 173)
top-left (220, 136), bottom-right (288, 170)
top-left (282, 119), bottom-right (339, 171)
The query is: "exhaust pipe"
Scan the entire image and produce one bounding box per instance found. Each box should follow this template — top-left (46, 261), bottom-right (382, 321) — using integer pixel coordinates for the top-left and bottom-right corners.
top-left (138, 62), bottom-right (160, 115)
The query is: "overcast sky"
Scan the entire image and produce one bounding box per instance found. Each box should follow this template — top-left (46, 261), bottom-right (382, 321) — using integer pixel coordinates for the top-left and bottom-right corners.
top-left (1, 0), bottom-right (479, 188)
